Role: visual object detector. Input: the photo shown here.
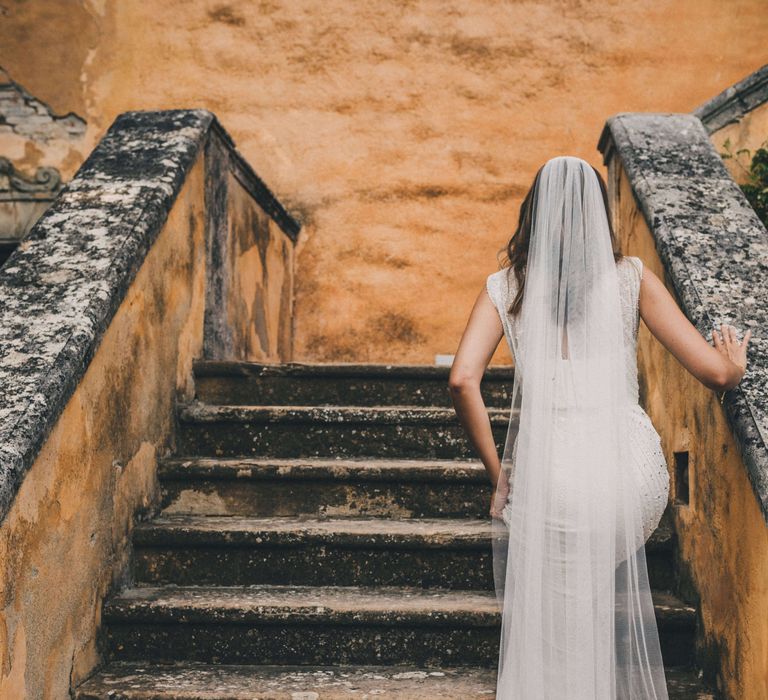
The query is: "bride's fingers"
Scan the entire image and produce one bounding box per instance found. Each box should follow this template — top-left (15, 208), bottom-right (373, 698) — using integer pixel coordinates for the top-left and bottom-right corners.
top-left (727, 325), bottom-right (749, 349)
top-left (712, 328), bottom-right (723, 350)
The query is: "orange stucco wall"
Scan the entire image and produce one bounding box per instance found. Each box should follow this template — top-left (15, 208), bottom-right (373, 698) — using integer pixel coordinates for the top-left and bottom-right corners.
top-left (225, 170), bottom-right (295, 361)
top-left (1, 0), bottom-right (766, 363)
top-left (708, 101), bottom-right (768, 186)
top-left (0, 127), bottom-right (295, 695)
top-left (611, 160), bottom-right (768, 700)
top-left (0, 152), bottom-right (208, 698)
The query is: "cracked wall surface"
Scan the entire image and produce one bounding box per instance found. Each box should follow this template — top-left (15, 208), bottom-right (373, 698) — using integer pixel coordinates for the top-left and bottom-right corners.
top-left (0, 68), bottom-right (88, 184)
top-left (0, 68), bottom-right (86, 248)
top-left (1, 0), bottom-right (766, 362)
top-left (0, 68), bottom-right (86, 143)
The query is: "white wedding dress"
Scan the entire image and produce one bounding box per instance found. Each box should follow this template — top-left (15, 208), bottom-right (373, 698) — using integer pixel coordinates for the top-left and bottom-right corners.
top-left (486, 254), bottom-right (669, 551)
top-left (486, 157), bottom-right (670, 700)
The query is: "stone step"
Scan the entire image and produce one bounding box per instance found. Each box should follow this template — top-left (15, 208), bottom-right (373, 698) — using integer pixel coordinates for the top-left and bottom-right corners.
top-left (154, 459), bottom-right (676, 589)
top-left (155, 461), bottom-right (676, 581)
top-left (157, 456), bottom-right (490, 519)
top-left (132, 514), bottom-right (674, 591)
top-left (193, 360), bottom-right (515, 408)
top-left (75, 660), bottom-right (715, 699)
top-left (103, 584), bottom-right (696, 667)
top-left (132, 515), bottom-right (492, 590)
top-left (176, 403), bottom-right (508, 459)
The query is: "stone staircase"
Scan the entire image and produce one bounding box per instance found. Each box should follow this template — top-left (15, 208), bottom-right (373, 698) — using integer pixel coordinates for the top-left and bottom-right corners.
top-left (76, 362), bottom-right (716, 699)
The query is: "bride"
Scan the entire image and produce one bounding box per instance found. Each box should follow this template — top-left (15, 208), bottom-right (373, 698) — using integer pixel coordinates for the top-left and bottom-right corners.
top-left (448, 155), bottom-right (751, 699)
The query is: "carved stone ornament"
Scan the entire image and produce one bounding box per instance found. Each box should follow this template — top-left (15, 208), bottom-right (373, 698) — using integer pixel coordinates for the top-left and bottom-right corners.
top-left (0, 157), bottom-right (62, 199)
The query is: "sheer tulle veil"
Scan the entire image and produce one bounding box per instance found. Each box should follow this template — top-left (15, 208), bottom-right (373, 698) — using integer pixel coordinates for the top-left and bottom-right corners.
top-left (490, 156), bottom-right (669, 699)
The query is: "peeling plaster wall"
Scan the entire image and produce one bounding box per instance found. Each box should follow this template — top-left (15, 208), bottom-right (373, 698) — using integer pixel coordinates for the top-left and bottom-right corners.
top-left (0, 68), bottom-right (89, 183)
top-left (612, 161), bottom-right (768, 700)
top-left (0, 153), bottom-right (207, 698)
top-left (2, 0), bottom-right (766, 363)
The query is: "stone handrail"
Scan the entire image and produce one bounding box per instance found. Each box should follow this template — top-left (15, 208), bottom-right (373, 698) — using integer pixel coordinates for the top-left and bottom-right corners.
top-left (598, 112), bottom-right (768, 521)
top-left (0, 109), bottom-right (300, 525)
top-left (693, 63), bottom-right (768, 133)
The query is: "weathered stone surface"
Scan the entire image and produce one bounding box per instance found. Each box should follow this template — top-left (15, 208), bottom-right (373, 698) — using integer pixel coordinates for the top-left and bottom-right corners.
top-left (103, 584), bottom-right (695, 667)
top-left (106, 583), bottom-right (500, 625)
top-left (176, 403), bottom-right (509, 459)
top-left (159, 456), bottom-right (490, 519)
top-left (105, 584), bottom-right (500, 667)
top-left (160, 456), bottom-right (488, 483)
top-left (136, 515), bottom-right (492, 548)
top-left (0, 66), bottom-right (88, 208)
top-left (0, 109), bottom-right (210, 525)
top-left (201, 123), bottom-right (299, 362)
top-left (75, 661), bottom-right (499, 699)
top-left (133, 515), bottom-right (495, 590)
top-left (132, 513), bottom-right (674, 591)
top-left (694, 63), bottom-right (768, 134)
top-left (0, 108), bottom-right (300, 527)
top-left (599, 112), bottom-right (768, 521)
top-left (155, 458), bottom-right (675, 589)
top-left (74, 661), bottom-right (714, 700)
top-left (193, 360), bottom-right (514, 408)
top-left (87, 361), bottom-right (708, 696)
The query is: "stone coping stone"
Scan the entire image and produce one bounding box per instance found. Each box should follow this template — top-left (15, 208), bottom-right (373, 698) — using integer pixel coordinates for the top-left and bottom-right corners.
top-left (0, 109), bottom-right (299, 526)
top-left (598, 112), bottom-right (768, 521)
top-left (693, 63), bottom-right (768, 133)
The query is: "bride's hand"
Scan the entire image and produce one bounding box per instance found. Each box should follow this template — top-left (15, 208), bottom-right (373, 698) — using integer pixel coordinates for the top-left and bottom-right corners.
top-left (712, 323), bottom-right (751, 381)
top-left (490, 475), bottom-right (510, 520)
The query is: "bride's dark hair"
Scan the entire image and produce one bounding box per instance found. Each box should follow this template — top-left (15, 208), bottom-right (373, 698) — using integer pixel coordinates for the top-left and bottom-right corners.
top-left (499, 161), bottom-right (623, 317)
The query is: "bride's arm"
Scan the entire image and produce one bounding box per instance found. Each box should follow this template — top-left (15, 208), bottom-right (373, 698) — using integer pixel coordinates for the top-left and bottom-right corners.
top-left (638, 263), bottom-right (751, 392)
top-left (448, 285), bottom-right (505, 487)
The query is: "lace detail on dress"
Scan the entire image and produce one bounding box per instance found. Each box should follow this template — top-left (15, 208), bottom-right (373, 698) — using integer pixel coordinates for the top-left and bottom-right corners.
top-left (486, 269), bottom-right (517, 352)
top-left (618, 256), bottom-right (642, 404)
top-left (628, 404), bottom-right (670, 542)
top-left (487, 256), bottom-right (643, 364)
top-left (487, 255), bottom-right (669, 543)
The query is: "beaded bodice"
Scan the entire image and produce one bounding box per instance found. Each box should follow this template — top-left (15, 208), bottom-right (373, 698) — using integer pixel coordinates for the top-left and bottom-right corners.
top-left (486, 255), bottom-right (644, 404)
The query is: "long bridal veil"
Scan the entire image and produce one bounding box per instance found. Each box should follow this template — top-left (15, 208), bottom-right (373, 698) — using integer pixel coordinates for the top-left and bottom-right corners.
top-left (490, 156), bottom-right (669, 699)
